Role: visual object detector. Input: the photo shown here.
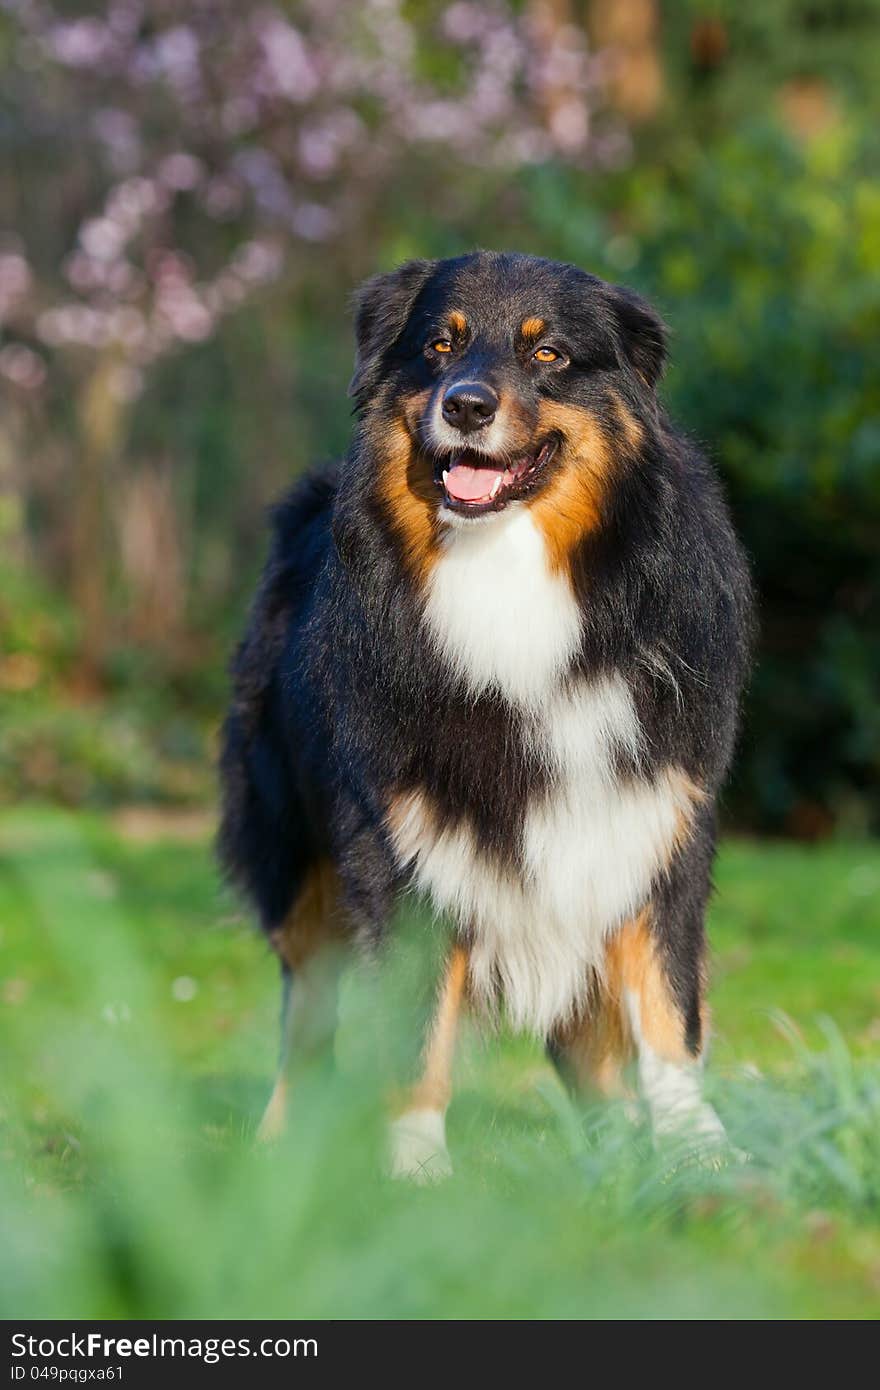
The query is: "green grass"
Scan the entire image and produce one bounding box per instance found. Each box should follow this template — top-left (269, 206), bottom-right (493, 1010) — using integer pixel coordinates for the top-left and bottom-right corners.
top-left (1, 808), bottom-right (879, 1319)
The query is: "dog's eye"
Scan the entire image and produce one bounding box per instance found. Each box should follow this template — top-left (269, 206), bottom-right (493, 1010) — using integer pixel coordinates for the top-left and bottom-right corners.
top-left (431, 339), bottom-right (453, 354)
top-left (533, 346), bottom-right (560, 363)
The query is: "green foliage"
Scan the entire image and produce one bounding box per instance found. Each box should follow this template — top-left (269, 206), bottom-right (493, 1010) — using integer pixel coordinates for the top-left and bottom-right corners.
top-left (5, 117), bottom-right (879, 833)
top-left (662, 0), bottom-right (880, 129)
top-left (0, 699), bottom-right (212, 807)
top-left (528, 120), bottom-right (880, 833)
top-left (2, 7), bottom-right (878, 836)
top-left (0, 558), bottom-right (213, 807)
top-left (1, 812), bottom-right (879, 1319)
top-left (649, 124), bottom-right (879, 833)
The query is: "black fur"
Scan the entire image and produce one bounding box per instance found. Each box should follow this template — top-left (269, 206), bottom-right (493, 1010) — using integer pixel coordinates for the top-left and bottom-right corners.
top-left (218, 251), bottom-right (753, 1051)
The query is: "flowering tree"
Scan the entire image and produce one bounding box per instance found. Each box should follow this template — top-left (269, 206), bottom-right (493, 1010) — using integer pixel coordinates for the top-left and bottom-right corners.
top-left (0, 0), bottom-right (620, 679)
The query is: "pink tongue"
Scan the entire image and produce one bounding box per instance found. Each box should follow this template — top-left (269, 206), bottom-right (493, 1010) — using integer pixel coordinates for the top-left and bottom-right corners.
top-left (444, 462), bottom-right (505, 502)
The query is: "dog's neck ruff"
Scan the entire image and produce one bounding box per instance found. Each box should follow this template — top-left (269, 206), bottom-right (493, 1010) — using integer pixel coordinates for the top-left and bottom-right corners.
top-left (423, 505), bottom-right (582, 706)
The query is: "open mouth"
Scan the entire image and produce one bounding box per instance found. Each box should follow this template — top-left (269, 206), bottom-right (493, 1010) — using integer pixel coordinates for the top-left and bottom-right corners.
top-left (434, 437), bottom-right (559, 515)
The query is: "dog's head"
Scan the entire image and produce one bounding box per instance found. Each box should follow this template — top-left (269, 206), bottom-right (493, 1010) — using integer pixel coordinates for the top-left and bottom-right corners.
top-left (348, 251), bottom-right (667, 568)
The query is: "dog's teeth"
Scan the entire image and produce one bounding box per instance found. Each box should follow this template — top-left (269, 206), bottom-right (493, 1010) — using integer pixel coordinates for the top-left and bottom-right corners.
top-left (442, 470), bottom-right (449, 485)
top-left (490, 475), bottom-right (502, 497)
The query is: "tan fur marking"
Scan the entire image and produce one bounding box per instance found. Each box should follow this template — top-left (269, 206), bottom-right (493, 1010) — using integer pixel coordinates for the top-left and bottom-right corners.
top-left (605, 909), bottom-right (692, 1062)
top-left (378, 409), bottom-right (439, 583)
top-left (611, 392), bottom-right (644, 453)
top-left (602, 775), bottom-right (705, 1062)
top-left (269, 860), bottom-right (342, 971)
top-left (529, 401), bottom-right (612, 574)
top-left (386, 785), bottom-right (437, 851)
top-left (396, 945), bottom-right (469, 1115)
top-left (667, 769), bottom-right (707, 862)
top-left (520, 316), bottom-right (546, 343)
top-left (554, 977), bottom-right (633, 1097)
top-left (554, 878), bottom-right (708, 1092)
top-left (448, 310), bottom-right (467, 335)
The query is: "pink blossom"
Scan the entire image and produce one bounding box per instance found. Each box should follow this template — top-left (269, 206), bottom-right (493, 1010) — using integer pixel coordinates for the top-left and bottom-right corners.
top-left (80, 218), bottom-right (127, 262)
top-left (47, 19), bottom-right (112, 69)
top-left (0, 252), bottom-right (32, 304)
top-left (157, 153), bottom-right (205, 192)
top-left (254, 12), bottom-right (319, 103)
top-left (0, 343), bottom-right (46, 389)
top-left (1, 0), bottom-right (614, 383)
top-left (291, 204), bottom-right (335, 242)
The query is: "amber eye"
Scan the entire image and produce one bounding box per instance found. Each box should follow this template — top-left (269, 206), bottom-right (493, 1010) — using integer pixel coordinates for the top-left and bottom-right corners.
top-left (431, 339), bottom-right (453, 354)
top-left (533, 346), bottom-right (560, 363)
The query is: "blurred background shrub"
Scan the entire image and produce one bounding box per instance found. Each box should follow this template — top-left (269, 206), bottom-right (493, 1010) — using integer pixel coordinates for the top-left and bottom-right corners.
top-left (0, 0), bottom-right (878, 835)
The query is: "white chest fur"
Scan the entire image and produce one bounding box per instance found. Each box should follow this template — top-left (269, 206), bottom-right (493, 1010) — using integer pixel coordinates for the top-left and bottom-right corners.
top-left (390, 508), bottom-right (690, 1038)
top-left (423, 507), bottom-right (583, 704)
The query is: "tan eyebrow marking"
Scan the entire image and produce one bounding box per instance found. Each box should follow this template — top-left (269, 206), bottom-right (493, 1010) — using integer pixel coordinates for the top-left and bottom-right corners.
top-left (448, 310), bottom-right (467, 335)
top-left (520, 316), bottom-right (546, 343)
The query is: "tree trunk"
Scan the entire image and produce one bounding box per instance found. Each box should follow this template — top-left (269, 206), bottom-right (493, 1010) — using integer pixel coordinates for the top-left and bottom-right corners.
top-left (588, 0), bottom-right (663, 123)
top-left (70, 354), bottom-right (128, 692)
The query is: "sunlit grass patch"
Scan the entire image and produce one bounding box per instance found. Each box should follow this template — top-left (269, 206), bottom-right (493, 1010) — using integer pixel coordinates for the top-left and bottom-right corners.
top-left (1, 809), bottom-right (878, 1319)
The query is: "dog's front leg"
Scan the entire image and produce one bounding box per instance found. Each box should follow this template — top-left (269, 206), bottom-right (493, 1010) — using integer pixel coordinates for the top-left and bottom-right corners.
top-left (388, 943), bottom-right (469, 1182)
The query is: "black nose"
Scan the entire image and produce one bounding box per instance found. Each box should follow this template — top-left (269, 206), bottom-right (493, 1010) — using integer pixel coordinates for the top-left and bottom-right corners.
top-left (441, 382), bottom-right (498, 434)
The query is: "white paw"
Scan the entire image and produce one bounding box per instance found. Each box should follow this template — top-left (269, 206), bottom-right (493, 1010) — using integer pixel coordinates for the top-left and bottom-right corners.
top-left (653, 1101), bottom-right (748, 1167)
top-left (388, 1108), bottom-right (453, 1183)
top-left (654, 1099), bottom-right (727, 1143)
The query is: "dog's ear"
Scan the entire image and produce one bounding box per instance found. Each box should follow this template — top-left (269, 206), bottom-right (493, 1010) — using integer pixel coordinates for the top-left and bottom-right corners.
top-left (349, 259), bottom-right (437, 406)
top-left (607, 284), bottom-right (668, 389)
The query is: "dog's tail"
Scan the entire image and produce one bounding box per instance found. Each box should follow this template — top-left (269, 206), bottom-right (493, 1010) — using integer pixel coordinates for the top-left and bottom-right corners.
top-left (217, 464), bottom-right (338, 931)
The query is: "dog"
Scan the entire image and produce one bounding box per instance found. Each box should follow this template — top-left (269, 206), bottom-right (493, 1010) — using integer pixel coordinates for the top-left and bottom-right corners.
top-left (218, 251), bottom-right (753, 1177)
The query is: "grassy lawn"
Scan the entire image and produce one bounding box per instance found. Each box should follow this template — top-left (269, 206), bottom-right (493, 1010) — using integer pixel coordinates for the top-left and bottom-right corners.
top-left (1, 807), bottom-right (878, 1320)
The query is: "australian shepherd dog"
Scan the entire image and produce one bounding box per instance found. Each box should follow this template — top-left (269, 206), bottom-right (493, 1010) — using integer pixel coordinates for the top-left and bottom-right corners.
top-left (219, 252), bottom-right (753, 1178)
